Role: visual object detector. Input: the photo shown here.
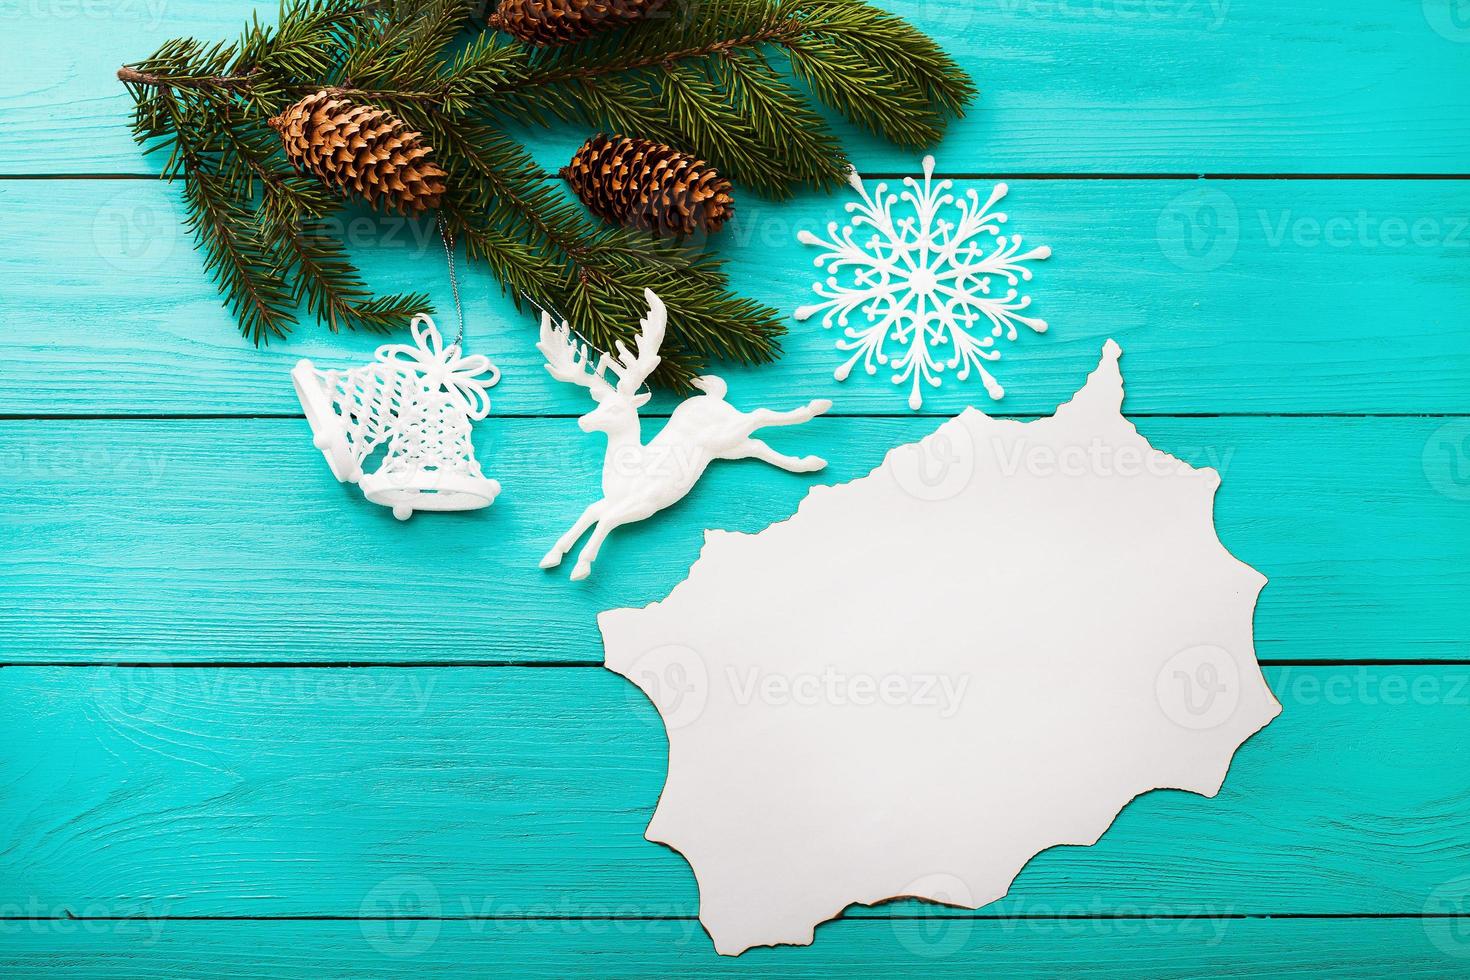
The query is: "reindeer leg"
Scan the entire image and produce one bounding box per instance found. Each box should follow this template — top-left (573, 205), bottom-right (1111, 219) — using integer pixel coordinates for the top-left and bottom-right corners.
top-left (541, 501), bottom-right (602, 569)
top-left (732, 400), bottom-right (830, 472)
top-left (748, 399), bottom-right (833, 429)
top-left (731, 437), bottom-right (826, 473)
top-left (571, 512), bottom-right (631, 581)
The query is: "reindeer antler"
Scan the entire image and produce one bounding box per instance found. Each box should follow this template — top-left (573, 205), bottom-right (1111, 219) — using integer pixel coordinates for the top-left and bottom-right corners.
top-left (604, 289), bottom-right (666, 396)
top-left (537, 312), bottom-right (613, 399)
top-left (537, 291), bottom-right (667, 401)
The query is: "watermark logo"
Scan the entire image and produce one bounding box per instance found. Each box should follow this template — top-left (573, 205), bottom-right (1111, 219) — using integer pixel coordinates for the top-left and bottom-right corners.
top-left (893, 873), bottom-right (976, 958)
top-left (989, 436), bottom-right (1233, 480)
top-left (359, 875), bottom-right (442, 958)
top-left (0, 0), bottom-right (170, 28)
top-left (995, 898), bottom-right (1235, 942)
top-left (0, 900), bottom-right (171, 944)
top-left (1425, 0), bottom-right (1470, 42)
top-left (1273, 667), bottom-right (1470, 707)
top-left (94, 659), bottom-right (178, 728)
top-left (622, 644), bottom-right (709, 731)
top-left (1157, 187), bottom-right (1239, 271)
top-left (1155, 644), bottom-right (1240, 729)
top-left (912, 0), bottom-right (981, 30)
top-left (1423, 420), bottom-right (1470, 501)
top-left (97, 667), bottom-right (439, 731)
top-left (1424, 876), bottom-right (1470, 957)
top-left (0, 442), bottom-right (171, 486)
top-left (1258, 209), bottom-right (1468, 250)
top-left (92, 185), bottom-right (178, 274)
top-left (890, 425), bottom-right (976, 502)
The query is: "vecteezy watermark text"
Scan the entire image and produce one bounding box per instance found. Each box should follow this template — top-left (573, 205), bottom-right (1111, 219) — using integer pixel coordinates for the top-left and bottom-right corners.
top-left (990, 436), bottom-right (1234, 480)
top-left (725, 666), bottom-right (971, 718)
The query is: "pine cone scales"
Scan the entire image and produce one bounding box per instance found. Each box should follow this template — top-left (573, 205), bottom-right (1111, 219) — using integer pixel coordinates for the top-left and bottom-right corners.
top-left (564, 135), bottom-right (734, 238)
top-left (268, 91), bottom-right (446, 214)
top-left (489, 0), bottom-right (666, 45)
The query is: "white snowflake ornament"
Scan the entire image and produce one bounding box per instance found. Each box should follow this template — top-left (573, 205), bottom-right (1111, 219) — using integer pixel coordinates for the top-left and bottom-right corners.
top-left (796, 156), bottom-right (1052, 409)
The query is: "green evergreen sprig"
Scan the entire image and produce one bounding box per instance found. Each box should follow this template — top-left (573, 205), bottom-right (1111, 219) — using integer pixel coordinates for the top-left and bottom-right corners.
top-left (118, 0), bottom-right (974, 387)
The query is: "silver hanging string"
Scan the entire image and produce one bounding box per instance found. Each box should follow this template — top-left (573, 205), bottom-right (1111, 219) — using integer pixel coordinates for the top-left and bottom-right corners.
top-left (437, 215), bottom-right (465, 351)
top-left (521, 291), bottom-right (602, 369)
top-left (519, 290), bottom-right (654, 397)
top-left (521, 291), bottom-right (605, 360)
top-left (519, 290), bottom-right (569, 329)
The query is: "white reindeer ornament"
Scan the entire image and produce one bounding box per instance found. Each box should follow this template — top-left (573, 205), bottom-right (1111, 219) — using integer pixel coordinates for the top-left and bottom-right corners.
top-left (538, 289), bottom-right (832, 580)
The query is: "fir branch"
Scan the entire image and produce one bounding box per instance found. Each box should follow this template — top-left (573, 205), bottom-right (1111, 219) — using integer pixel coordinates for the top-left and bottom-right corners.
top-left (118, 0), bottom-right (971, 384)
top-left (438, 33), bottom-right (524, 113)
top-left (713, 51), bottom-right (849, 189)
top-left (488, 0), bottom-right (969, 186)
top-left (495, 1), bottom-right (795, 90)
top-left (160, 95), bottom-right (295, 342)
top-left (785, 33), bottom-right (940, 146)
top-left (790, 0), bottom-right (973, 115)
top-left (258, 177), bottom-right (429, 333)
top-left (427, 117), bottom-right (769, 386)
top-left (270, 217), bottom-right (430, 333)
top-left (659, 61), bottom-right (793, 196)
top-left (338, 0), bottom-right (469, 89)
top-left (182, 170), bottom-right (297, 343)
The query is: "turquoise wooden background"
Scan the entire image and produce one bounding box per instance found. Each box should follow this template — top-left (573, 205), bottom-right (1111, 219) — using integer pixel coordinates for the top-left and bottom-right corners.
top-left (3, 0), bottom-right (1470, 975)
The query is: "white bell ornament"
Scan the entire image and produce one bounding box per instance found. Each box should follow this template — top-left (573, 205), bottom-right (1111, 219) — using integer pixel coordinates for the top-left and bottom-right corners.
top-left (359, 365), bottom-right (501, 521)
top-left (291, 357), bottom-right (419, 483)
top-left (293, 313), bottom-right (502, 518)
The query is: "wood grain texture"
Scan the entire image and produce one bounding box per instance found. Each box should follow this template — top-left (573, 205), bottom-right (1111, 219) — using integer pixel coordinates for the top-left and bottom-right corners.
top-left (4, 178), bottom-right (1469, 417)
top-left (3, 1), bottom-right (1470, 175)
top-left (4, 0), bottom-right (1469, 974)
top-left (2, 417), bottom-right (1465, 663)
top-left (3, 918), bottom-right (1468, 977)
top-left (3, 665), bottom-right (1468, 920)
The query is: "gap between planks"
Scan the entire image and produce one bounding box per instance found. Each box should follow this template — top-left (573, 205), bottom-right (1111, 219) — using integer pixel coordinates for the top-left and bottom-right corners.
top-left (2, 659), bottom-right (1463, 669)
top-left (3, 412), bottom-right (1469, 422)
top-left (3, 912), bottom-right (1468, 923)
top-left (5, 172), bottom-right (1470, 181)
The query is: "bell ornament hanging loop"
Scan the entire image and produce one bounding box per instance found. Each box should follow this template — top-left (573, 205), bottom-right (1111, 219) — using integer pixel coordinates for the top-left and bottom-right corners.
top-left (375, 314), bottom-right (500, 420)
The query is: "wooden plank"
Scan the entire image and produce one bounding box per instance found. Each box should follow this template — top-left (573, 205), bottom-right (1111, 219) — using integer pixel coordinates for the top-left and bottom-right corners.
top-left (2, 665), bottom-right (1468, 920)
top-left (2, 918), bottom-right (1467, 977)
top-left (3, 416), bottom-right (1464, 663)
top-left (4, 178), bottom-right (1469, 417)
top-left (4, 1), bottom-right (1470, 175)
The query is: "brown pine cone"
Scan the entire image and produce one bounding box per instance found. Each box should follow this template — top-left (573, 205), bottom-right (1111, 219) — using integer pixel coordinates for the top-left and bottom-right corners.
top-left (268, 91), bottom-right (446, 214)
top-left (562, 134), bottom-right (734, 238)
top-left (488, 0), bottom-right (666, 45)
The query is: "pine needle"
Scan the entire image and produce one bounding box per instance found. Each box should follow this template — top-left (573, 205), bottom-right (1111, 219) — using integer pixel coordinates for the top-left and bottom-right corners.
top-left (118, 0), bottom-right (973, 385)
